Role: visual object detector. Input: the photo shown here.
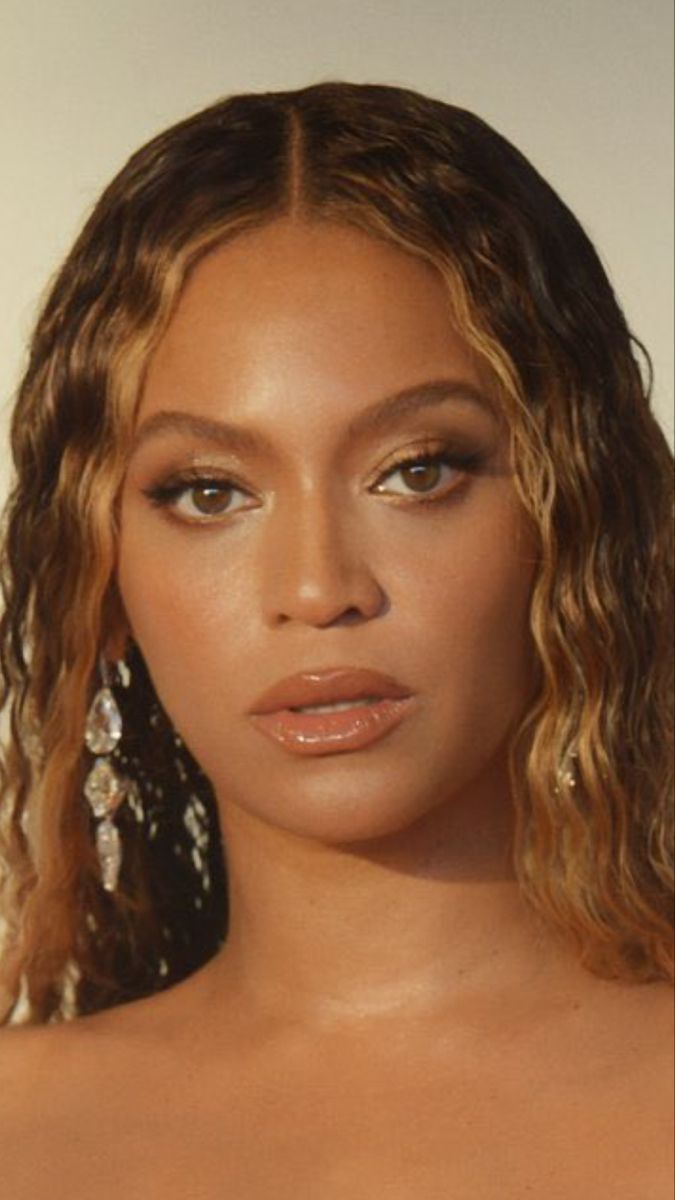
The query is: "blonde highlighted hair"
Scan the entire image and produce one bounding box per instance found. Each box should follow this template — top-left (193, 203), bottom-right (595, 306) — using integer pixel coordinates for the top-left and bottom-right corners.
top-left (1, 81), bottom-right (672, 1025)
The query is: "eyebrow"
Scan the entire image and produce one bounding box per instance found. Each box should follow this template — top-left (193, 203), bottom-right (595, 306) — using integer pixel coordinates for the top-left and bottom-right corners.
top-left (131, 378), bottom-right (495, 457)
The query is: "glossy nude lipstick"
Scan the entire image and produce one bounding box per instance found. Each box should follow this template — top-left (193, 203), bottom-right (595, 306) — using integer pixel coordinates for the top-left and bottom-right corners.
top-left (247, 667), bottom-right (414, 756)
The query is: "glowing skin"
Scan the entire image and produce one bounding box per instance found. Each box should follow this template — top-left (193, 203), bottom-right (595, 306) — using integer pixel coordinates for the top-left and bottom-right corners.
top-left (2, 189), bottom-right (670, 1200)
top-left (117, 213), bottom-right (562, 1032)
top-left (117, 218), bottom-right (551, 1028)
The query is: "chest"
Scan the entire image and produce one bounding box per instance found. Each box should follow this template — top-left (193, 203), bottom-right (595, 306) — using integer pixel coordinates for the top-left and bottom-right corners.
top-left (8, 1037), bottom-right (673, 1200)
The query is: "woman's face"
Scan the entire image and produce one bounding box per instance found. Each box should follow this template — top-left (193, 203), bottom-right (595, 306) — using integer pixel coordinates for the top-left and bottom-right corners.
top-left (117, 218), bottom-right (536, 843)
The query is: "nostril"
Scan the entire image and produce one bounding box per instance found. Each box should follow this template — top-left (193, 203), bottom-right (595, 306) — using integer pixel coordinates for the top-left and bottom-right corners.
top-left (337, 607), bottom-right (367, 625)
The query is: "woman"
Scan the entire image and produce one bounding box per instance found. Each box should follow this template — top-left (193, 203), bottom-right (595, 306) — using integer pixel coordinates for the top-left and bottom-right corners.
top-left (0, 81), bottom-right (672, 1196)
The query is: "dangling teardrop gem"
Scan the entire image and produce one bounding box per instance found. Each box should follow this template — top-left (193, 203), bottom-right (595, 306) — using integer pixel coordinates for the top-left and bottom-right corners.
top-left (84, 686), bottom-right (123, 755)
top-left (96, 818), bottom-right (122, 892)
top-left (84, 756), bottom-right (126, 818)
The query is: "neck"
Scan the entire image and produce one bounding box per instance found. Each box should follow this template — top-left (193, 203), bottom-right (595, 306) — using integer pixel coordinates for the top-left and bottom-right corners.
top-left (206, 758), bottom-right (573, 1032)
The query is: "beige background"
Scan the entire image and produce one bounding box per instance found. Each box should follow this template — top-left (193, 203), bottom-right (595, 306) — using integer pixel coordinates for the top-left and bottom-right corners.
top-left (0, 0), bottom-right (672, 504)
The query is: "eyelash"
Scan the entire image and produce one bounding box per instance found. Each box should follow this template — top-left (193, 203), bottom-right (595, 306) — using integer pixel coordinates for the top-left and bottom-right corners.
top-left (142, 443), bottom-right (484, 524)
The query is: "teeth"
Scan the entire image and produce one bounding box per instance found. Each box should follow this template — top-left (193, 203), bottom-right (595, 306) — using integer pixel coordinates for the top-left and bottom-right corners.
top-left (292, 697), bottom-right (380, 714)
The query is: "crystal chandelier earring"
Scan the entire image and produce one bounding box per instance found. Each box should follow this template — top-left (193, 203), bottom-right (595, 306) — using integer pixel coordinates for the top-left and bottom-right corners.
top-left (83, 655), bottom-right (129, 892)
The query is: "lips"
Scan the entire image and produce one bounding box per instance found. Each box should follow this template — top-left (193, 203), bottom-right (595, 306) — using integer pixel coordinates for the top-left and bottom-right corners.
top-left (247, 668), bottom-right (415, 756)
top-left (248, 667), bottom-right (412, 715)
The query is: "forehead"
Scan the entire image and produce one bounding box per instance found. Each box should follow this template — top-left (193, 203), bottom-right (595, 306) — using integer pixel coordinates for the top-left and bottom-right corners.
top-left (138, 218), bottom-right (494, 437)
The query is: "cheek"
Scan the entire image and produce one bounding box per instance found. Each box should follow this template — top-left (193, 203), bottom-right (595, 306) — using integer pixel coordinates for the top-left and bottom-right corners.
top-left (406, 507), bottom-right (537, 727)
top-left (117, 533), bottom-right (249, 695)
top-left (404, 492), bottom-right (534, 642)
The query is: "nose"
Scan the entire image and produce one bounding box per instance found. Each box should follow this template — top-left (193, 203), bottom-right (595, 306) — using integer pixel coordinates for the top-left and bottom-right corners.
top-left (261, 489), bottom-right (387, 628)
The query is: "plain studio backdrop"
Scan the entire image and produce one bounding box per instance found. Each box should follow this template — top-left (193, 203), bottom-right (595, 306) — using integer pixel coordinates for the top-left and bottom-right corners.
top-left (0, 0), bottom-right (673, 513)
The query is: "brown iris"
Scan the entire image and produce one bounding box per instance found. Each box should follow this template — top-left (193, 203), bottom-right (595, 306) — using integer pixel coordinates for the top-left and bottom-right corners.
top-left (399, 461), bottom-right (443, 493)
top-left (191, 485), bottom-right (232, 515)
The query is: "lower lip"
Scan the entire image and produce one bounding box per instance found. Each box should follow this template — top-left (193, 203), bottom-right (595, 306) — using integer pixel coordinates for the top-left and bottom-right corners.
top-left (249, 696), bottom-right (414, 756)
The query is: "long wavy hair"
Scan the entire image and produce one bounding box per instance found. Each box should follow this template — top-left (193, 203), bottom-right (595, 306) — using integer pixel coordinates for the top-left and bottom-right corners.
top-left (0, 81), bottom-right (672, 1026)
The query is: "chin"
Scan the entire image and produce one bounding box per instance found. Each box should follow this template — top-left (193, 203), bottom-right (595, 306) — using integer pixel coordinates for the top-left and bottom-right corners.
top-left (216, 767), bottom-right (449, 846)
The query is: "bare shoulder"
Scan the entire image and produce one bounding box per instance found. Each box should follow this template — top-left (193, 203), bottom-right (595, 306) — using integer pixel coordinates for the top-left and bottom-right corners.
top-left (575, 977), bottom-right (674, 1146)
top-left (0, 1019), bottom-right (62, 1096)
top-left (0, 994), bottom-right (156, 1109)
top-left (0, 972), bottom-right (217, 1114)
top-left (0, 1014), bottom-right (95, 1117)
top-left (624, 980), bottom-right (673, 1092)
top-left (0, 1000), bottom-right (160, 1199)
top-left (610, 982), bottom-right (674, 1190)
top-left (0, 1018), bottom-right (71, 1177)
top-left (575, 975), bottom-right (673, 1074)
top-left (604, 977), bottom-right (673, 1060)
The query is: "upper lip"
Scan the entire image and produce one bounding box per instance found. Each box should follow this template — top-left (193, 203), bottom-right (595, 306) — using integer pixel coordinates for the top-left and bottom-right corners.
top-left (248, 667), bottom-right (413, 714)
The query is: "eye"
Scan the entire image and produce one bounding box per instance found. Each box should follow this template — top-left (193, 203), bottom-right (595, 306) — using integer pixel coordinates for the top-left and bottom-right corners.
top-left (143, 475), bottom-right (251, 521)
top-left (372, 448), bottom-right (478, 501)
